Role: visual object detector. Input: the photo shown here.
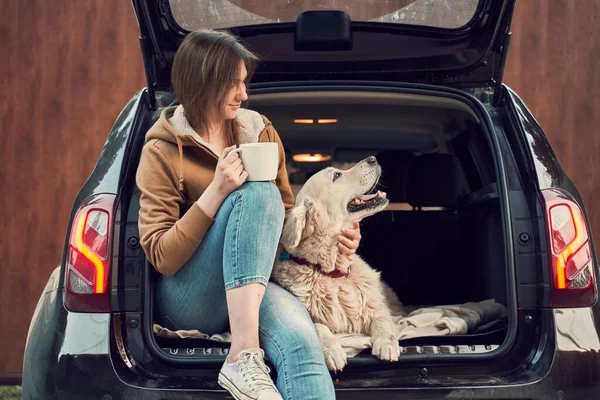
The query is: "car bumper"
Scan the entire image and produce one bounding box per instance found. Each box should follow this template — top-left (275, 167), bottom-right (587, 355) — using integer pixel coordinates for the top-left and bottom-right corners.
top-left (23, 287), bottom-right (600, 399)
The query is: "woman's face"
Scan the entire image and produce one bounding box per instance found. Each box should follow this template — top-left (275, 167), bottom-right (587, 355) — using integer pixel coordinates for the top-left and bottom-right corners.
top-left (221, 60), bottom-right (248, 121)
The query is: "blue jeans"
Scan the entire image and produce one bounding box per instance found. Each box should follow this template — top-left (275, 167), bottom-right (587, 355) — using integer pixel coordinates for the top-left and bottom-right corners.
top-left (155, 182), bottom-right (335, 400)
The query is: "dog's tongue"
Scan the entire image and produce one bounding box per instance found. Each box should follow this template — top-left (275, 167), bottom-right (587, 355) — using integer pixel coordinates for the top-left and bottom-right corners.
top-left (360, 193), bottom-right (377, 201)
top-left (360, 191), bottom-right (387, 201)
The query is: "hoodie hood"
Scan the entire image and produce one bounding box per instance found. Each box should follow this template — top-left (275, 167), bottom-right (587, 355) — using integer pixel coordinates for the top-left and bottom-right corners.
top-left (146, 105), bottom-right (269, 148)
top-left (145, 105), bottom-right (271, 190)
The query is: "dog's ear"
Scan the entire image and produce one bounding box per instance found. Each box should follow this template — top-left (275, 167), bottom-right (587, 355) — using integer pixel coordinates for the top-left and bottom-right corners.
top-left (281, 198), bottom-right (315, 250)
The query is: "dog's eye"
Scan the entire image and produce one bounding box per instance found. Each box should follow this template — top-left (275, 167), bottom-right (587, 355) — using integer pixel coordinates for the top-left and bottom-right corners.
top-left (333, 172), bottom-right (342, 181)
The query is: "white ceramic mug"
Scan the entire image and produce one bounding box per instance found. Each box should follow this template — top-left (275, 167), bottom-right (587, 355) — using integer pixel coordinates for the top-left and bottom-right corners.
top-left (231, 142), bottom-right (279, 181)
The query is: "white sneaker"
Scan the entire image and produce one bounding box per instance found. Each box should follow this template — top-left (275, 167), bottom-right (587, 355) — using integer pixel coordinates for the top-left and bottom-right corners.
top-left (218, 348), bottom-right (282, 400)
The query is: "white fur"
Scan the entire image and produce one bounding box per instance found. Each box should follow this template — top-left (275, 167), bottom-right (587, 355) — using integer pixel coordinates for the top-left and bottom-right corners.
top-left (273, 158), bottom-right (404, 371)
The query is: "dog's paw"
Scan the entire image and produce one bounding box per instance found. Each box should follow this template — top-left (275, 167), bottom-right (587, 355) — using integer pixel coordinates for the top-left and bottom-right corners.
top-left (323, 341), bottom-right (348, 372)
top-left (371, 335), bottom-right (400, 362)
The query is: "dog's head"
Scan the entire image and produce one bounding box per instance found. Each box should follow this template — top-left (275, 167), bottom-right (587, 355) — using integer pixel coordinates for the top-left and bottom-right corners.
top-left (281, 156), bottom-right (389, 253)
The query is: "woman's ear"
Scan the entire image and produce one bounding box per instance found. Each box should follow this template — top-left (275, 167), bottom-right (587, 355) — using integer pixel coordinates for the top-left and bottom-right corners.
top-left (281, 198), bottom-right (315, 250)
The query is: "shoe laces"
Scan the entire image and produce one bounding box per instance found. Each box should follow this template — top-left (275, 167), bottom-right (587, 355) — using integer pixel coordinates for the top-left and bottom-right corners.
top-left (238, 350), bottom-right (275, 392)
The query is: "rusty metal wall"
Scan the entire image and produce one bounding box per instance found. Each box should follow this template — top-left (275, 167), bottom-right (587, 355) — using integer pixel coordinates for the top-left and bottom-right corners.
top-left (0, 0), bottom-right (145, 374)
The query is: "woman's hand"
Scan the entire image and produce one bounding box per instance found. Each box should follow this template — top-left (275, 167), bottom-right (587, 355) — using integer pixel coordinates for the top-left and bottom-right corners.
top-left (338, 222), bottom-right (361, 260)
top-left (197, 145), bottom-right (247, 218)
top-left (211, 145), bottom-right (248, 197)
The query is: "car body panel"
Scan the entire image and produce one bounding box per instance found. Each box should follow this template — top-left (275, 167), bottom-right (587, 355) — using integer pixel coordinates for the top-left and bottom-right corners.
top-left (22, 286), bottom-right (600, 399)
top-left (132, 0), bottom-right (515, 99)
top-left (504, 87), bottom-right (600, 309)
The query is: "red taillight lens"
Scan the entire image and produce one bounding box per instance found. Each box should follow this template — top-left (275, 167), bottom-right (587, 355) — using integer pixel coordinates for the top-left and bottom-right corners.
top-left (65, 194), bottom-right (116, 312)
top-left (541, 189), bottom-right (596, 307)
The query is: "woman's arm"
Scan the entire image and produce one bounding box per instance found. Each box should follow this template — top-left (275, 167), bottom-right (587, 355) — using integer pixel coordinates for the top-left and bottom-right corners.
top-left (195, 184), bottom-right (226, 218)
top-left (136, 141), bottom-right (215, 276)
top-left (264, 124), bottom-right (295, 211)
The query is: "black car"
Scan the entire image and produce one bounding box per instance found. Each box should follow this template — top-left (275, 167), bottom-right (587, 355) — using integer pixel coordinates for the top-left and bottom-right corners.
top-left (22, 0), bottom-right (600, 398)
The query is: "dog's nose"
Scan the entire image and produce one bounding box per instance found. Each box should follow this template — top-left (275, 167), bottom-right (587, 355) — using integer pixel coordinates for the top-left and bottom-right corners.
top-left (366, 156), bottom-right (377, 165)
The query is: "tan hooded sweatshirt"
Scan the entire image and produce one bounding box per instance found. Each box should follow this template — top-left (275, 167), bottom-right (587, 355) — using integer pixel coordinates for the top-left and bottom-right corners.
top-left (136, 105), bottom-right (295, 277)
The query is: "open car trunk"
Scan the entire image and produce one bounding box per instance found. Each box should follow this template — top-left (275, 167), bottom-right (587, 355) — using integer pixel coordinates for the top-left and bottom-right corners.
top-left (121, 84), bottom-right (515, 379)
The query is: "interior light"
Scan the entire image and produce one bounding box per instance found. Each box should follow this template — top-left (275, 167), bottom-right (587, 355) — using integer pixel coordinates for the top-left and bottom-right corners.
top-left (293, 153), bottom-right (332, 163)
top-left (318, 119), bottom-right (337, 124)
top-left (294, 119), bottom-right (314, 124)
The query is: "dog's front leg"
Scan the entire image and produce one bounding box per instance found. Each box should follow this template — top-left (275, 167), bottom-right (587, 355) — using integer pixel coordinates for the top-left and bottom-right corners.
top-left (370, 307), bottom-right (400, 362)
top-left (314, 323), bottom-right (347, 372)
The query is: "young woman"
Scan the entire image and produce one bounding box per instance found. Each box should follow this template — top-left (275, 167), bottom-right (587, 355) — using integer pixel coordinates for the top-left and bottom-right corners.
top-left (136, 29), bottom-right (361, 400)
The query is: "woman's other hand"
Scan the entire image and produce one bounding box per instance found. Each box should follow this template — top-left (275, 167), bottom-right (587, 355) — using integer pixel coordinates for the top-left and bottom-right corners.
top-left (338, 222), bottom-right (361, 260)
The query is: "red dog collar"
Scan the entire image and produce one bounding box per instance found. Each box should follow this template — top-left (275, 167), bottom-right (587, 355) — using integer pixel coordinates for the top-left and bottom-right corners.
top-left (287, 253), bottom-right (350, 279)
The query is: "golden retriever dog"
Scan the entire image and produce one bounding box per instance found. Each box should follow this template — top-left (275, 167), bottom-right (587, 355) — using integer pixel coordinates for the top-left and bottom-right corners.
top-left (272, 156), bottom-right (403, 371)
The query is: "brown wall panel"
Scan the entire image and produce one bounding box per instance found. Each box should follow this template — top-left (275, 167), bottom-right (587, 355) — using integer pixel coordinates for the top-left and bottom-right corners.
top-left (1, 0), bottom-right (599, 375)
top-left (0, 1), bottom-right (145, 374)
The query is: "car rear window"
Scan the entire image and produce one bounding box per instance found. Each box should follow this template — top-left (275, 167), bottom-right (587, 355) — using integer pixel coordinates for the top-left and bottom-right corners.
top-left (168, 0), bottom-right (480, 31)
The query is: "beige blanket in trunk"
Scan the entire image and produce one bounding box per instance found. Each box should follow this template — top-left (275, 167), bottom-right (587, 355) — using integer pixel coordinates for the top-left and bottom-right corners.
top-left (154, 299), bottom-right (507, 357)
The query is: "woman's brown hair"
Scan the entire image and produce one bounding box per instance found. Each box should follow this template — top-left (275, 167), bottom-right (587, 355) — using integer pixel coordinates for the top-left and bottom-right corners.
top-left (171, 29), bottom-right (259, 146)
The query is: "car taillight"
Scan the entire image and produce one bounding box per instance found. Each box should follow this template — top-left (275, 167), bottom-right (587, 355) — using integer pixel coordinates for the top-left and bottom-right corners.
top-left (541, 189), bottom-right (596, 307)
top-left (65, 194), bottom-right (116, 312)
